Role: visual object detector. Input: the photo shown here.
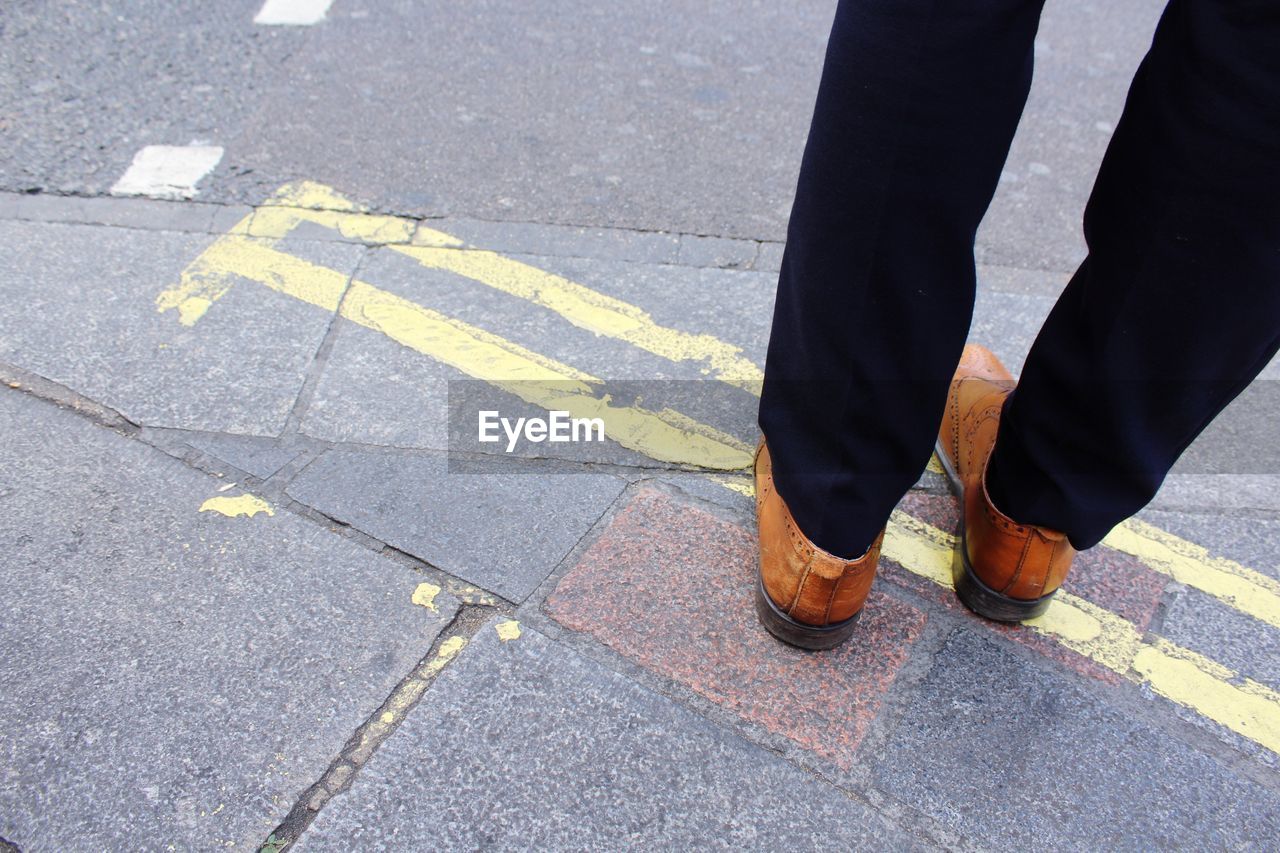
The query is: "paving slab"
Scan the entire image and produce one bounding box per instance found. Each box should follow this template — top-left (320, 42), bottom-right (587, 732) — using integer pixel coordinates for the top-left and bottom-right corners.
top-left (544, 486), bottom-right (929, 770)
top-left (416, 217), bottom-right (680, 265)
top-left (2, 192), bottom-right (222, 234)
top-left (300, 247), bottom-right (771, 454)
top-left (886, 492), bottom-right (1167, 686)
top-left (0, 387), bottom-right (460, 850)
top-left (178, 431), bottom-right (304, 480)
top-left (298, 619), bottom-right (927, 850)
top-left (872, 629), bottom-right (1280, 848)
top-left (0, 219), bottom-right (361, 434)
top-left (676, 234), bottom-right (758, 269)
top-left (284, 449), bottom-right (627, 601)
top-left (1162, 589), bottom-right (1280, 693)
top-left (1135, 508), bottom-right (1280, 585)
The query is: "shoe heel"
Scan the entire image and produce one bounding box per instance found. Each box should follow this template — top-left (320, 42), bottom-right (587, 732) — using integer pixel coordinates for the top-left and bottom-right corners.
top-left (952, 535), bottom-right (1055, 622)
top-left (754, 574), bottom-right (861, 650)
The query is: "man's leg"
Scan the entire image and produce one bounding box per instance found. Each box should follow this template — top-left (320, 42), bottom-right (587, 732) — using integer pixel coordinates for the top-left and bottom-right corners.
top-left (987, 0), bottom-right (1280, 549)
top-left (759, 0), bottom-right (1047, 559)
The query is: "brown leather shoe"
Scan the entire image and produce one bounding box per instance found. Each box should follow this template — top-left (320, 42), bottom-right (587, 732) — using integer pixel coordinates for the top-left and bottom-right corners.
top-left (753, 439), bottom-right (884, 649)
top-left (935, 345), bottom-right (1076, 621)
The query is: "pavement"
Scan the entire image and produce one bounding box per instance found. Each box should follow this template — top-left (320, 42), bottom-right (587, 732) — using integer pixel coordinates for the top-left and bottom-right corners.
top-left (2, 1), bottom-right (1279, 850)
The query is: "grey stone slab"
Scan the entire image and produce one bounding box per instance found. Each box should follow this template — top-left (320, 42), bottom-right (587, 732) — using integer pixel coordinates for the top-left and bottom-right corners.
top-left (10, 193), bottom-right (219, 233)
top-left (872, 629), bottom-right (1280, 848)
top-left (0, 386), bottom-right (460, 851)
top-left (299, 620), bottom-right (923, 850)
top-left (677, 234), bottom-right (758, 269)
top-left (302, 248), bottom-right (769, 456)
top-left (180, 431), bottom-right (303, 480)
top-left (285, 449), bottom-right (627, 601)
top-left (298, 318), bottom-right (455, 450)
top-left (208, 204), bottom-right (256, 235)
top-left (754, 241), bottom-right (785, 273)
top-left (1134, 508), bottom-right (1280, 585)
top-left (416, 217), bottom-right (680, 265)
top-left (0, 219), bottom-right (361, 434)
top-left (1162, 589), bottom-right (1280, 692)
top-left (0, 191), bottom-right (23, 219)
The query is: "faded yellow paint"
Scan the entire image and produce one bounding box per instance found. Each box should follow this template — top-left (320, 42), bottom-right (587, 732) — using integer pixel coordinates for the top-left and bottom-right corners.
top-left (199, 494), bottom-right (273, 519)
top-left (1135, 638), bottom-right (1280, 751)
top-left (350, 635), bottom-right (470, 762)
top-left (422, 636), bottom-right (468, 677)
top-left (883, 510), bottom-right (952, 587)
top-left (1105, 518), bottom-right (1280, 630)
top-left (160, 236), bottom-right (751, 469)
top-left (881, 509), bottom-right (1280, 755)
top-left (392, 244), bottom-right (764, 393)
top-left (412, 224), bottom-right (470, 248)
top-left (495, 620), bottom-right (522, 641)
top-left (249, 204), bottom-right (416, 244)
top-left (925, 454), bottom-right (945, 476)
top-left (411, 582), bottom-right (442, 612)
top-left (711, 475), bottom-right (755, 497)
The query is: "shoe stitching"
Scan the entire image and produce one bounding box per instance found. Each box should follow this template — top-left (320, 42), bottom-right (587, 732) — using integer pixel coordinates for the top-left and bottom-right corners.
top-left (822, 572), bottom-right (840, 627)
top-left (786, 555), bottom-right (815, 617)
top-left (1001, 529), bottom-right (1034, 596)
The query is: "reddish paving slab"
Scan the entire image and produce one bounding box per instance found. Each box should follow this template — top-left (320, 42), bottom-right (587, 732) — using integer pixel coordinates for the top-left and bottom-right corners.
top-left (546, 487), bottom-right (927, 770)
top-left (885, 492), bottom-right (1167, 684)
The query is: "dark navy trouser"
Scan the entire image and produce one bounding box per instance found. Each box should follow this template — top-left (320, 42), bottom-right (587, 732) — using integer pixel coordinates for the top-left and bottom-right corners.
top-left (759, 0), bottom-right (1280, 557)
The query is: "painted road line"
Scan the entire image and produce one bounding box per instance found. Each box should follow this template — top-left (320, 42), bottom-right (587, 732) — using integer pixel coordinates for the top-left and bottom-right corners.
top-left (391, 244), bottom-right (764, 394)
top-left (156, 237), bottom-right (751, 470)
top-left (714, 475), bottom-right (1280, 755)
top-left (163, 181), bottom-right (764, 392)
top-left (883, 510), bottom-right (1280, 755)
top-left (111, 145), bottom-right (223, 200)
top-left (254, 0), bottom-right (333, 26)
top-left (157, 181), bottom-right (1280, 749)
top-left (266, 183), bottom-right (762, 391)
top-left (1104, 518), bottom-right (1280, 631)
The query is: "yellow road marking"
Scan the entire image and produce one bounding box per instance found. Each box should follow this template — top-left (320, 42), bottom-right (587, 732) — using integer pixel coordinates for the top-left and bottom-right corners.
top-left (390, 244), bottom-right (763, 393)
top-left (719, 476), bottom-right (1280, 754)
top-left (495, 619), bottom-right (522, 641)
top-left (199, 494), bottom-right (274, 519)
top-left (157, 237), bottom-right (751, 469)
top-left (1104, 518), bottom-right (1280, 631)
top-left (889, 509), bottom-right (1280, 754)
top-left (161, 180), bottom-right (1280, 753)
top-left (412, 582), bottom-right (442, 612)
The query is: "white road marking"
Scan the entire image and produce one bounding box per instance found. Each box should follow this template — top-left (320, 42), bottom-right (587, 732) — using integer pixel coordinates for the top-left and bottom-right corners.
top-left (254, 0), bottom-right (334, 25)
top-left (111, 145), bottom-right (224, 200)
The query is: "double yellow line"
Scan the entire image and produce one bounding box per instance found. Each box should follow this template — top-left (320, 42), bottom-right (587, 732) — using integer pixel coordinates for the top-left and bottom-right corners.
top-left (159, 181), bottom-right (1280, 757)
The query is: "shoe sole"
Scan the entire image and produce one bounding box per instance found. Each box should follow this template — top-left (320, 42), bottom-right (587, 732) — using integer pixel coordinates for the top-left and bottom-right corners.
top-left (932, 438), bottom-right (1055, 623)
top-left (753, 573), bottom-right (862, 650)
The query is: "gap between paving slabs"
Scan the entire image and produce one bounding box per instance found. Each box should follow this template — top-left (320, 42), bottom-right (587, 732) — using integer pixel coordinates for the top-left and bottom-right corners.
top-left (0, 359), bottom-right (523, 848)
top-left (259, 606), bottom-right (519, 850)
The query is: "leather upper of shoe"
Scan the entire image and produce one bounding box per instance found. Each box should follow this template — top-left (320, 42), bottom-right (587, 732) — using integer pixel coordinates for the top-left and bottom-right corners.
top-left (755, 440), bottom-right (883, 626)
top-left (938, 345), bottom-right (1075, 601)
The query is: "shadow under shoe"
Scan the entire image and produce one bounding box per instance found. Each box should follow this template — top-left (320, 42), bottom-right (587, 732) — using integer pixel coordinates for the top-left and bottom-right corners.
top-left (754, 440), bottom-right (884, 649)
top-left (935, 345), bottom-right (1076, 622)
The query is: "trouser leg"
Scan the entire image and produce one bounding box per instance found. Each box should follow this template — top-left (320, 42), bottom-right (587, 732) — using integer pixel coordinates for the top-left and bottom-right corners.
top-left (987, 0), bottom-right (1280, 549)
top-left (759, 0), bottom-right (1046, 557)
